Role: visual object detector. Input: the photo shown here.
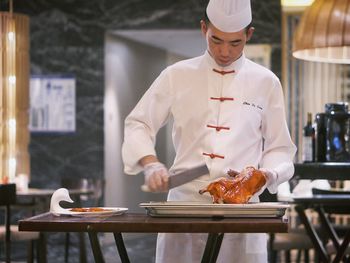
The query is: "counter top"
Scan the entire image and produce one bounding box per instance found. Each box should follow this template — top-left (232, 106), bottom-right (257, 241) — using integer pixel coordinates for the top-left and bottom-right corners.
top-left (294, 162), bottom-right (350, 180)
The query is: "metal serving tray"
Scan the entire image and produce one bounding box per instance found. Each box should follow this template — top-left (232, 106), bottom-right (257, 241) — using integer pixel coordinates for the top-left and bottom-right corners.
top-left (139, 202), bottom-right (289, 218)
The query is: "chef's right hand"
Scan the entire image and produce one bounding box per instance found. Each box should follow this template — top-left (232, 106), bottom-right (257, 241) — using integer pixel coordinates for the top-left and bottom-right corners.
top-left (143, 162), bottom-right (169, 192)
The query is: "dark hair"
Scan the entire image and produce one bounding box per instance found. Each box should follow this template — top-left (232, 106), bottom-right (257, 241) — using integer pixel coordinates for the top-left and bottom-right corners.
top-left (203, 11), bottom-right (210, 25)
top-left (203, 11), bottom-right (252, 33)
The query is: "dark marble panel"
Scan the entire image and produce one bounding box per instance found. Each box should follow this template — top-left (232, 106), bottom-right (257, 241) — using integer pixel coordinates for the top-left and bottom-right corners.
top-left (31, 47), bottom-right (104, 97)
top-left (29, 96), bottom-right (103, 189)
top-left (28, 43), bottom-right (104, 186)
top-left (251, 0), bottom-right (281, 44)
top-left (2, 0), bottom-right (281, 44)
top-left (0, 0), bottom-right (282, 194)
top-left (0, 0), bottom-right (282, 260)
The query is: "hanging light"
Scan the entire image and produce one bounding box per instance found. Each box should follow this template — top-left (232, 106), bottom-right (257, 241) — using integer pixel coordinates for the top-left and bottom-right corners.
top-left (293, 0), bottom-right (350, 64)
top-left (281, 0), bottom-right (315, 7)
top-left (281, 0), bottom-right (315, 12)
top-left (0, 0), bottom-right (30, 183)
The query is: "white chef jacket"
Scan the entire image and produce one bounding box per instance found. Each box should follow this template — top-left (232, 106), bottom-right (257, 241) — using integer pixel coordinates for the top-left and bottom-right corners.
top-left (122, 51), bottom-right (296, 263)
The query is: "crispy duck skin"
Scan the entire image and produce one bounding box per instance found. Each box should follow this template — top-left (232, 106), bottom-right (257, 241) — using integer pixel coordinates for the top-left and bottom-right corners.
top-left (199, 167), bottom-right (267, 204)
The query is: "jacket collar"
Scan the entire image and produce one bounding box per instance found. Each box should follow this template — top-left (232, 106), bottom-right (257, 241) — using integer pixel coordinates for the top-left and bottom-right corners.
top-left (204, 50), bottom-right (245, 74)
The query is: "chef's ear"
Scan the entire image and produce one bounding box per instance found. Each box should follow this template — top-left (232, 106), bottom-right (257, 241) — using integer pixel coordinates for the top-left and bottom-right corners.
top-left (200, 20), bottom-right (208, 36)
top-left (246, 26), bottom-right (255, 42)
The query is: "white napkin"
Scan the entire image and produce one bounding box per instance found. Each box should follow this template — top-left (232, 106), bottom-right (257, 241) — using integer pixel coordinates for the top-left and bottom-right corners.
top-left (344, 181), bottom-right (350, 191)
top-left (292, 179), bottom-right (331, 197)
top-left (50, 188), bottom-right (74, 216)
top-left (311, 179), bottom-right (331, 191)
top-left (277, 181), bottom-right (292, 201)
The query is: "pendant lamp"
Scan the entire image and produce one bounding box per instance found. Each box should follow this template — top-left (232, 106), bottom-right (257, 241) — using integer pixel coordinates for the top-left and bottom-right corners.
top-left (0, 0), bottom-right (30, 183)
top-left (293, 0), bottom-right (350, 64)
top-left (281, 0), bottom-right (314, 7)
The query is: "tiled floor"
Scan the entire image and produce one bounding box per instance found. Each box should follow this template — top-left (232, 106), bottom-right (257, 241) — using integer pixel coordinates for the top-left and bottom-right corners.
top-left (3, 233), bottom-right (157, 262)
top-left (1, 234), bottom-right (318, 262)
top-left (103, 234), bottom-right (157, 263)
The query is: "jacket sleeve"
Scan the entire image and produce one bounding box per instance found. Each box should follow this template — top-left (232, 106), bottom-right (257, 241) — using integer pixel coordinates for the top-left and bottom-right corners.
top-left (260, 77), bottom-right (297, 193)
top-left (122, 69), bottom-right (173, 175)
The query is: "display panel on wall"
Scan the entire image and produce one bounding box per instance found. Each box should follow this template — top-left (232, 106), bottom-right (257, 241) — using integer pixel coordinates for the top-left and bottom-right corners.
top-left (245, 44), bottom-right (272, 69)
top-left (29, 75), bottom-right (76, 133)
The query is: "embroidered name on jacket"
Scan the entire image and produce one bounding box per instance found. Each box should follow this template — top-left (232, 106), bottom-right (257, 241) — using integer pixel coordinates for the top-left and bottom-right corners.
top-left (243, 101), bottom-right (263, 110)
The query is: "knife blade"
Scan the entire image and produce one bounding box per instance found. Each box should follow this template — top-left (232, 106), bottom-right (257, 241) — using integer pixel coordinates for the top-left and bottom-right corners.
top-left (141, 164), bottom-right (209, 192)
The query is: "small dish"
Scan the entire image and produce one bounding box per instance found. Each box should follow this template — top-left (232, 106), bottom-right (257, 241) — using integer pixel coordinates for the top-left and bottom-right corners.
top-left (56, 207), bottom-right (128, 217)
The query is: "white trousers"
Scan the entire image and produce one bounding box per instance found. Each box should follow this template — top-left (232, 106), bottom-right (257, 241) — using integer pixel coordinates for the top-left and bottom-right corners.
top-left (155, 232), bottom-right (268, 263)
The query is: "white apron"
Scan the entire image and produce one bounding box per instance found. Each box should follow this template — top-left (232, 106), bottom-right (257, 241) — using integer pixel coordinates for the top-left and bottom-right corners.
top-left (122, 51), bottom-right (296, 263)
top-left (156, 180), bottom-right (268, 263)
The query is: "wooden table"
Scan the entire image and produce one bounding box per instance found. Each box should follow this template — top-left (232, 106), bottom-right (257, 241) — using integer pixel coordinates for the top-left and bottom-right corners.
top-left (293, 162), bottom-right (350, 262)
top-left (19, 212), bottom-right (288, 263)
top-left (293, 195), bottom-right (350, 263)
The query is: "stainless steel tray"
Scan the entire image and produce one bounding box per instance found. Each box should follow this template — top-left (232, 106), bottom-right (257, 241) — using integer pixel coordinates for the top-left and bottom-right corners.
top-left (139, 201), bottom-right (289, 218)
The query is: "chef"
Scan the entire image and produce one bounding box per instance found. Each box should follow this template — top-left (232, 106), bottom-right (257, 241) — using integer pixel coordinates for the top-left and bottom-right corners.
top-left (122, 0), bottom-right (296, 262)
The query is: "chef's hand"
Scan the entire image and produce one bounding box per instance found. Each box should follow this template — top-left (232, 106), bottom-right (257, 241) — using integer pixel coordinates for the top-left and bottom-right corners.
top-left (143, 162), bottom-right (169, 192)
top-left (259, 168), bottom-right (278, 186)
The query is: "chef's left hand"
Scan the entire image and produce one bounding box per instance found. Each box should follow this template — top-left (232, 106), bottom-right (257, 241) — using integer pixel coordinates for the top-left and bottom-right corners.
top-left (259, 168), bottom-right (278, 186)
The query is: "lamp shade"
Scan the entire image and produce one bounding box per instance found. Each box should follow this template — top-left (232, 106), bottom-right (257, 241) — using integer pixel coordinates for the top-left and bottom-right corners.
top-left (281, 0), bottom-right (314, 7)
top-left (0, 12), bottom-right (30, 183)
top-left (293, 0), bottom-right (350, 64)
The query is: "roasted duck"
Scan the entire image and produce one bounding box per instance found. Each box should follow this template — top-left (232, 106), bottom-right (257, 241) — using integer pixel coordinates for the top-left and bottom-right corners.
top-left (199, 166), bottom-right (266, 204)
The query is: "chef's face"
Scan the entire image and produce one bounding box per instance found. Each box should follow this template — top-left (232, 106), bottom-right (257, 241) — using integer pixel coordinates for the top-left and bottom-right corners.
top-left (201, 20), bottom-right (254, 67)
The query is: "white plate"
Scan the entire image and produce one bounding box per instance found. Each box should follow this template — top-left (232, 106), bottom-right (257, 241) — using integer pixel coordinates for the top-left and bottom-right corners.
top-left (139, 202), bottom-right (289, 218)
top-left (55, 207), bottom-right (128, 217)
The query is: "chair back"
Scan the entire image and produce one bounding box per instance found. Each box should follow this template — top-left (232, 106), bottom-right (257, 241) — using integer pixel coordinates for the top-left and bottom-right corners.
top-left (61, 177), bottom-right (105, 206)
top-left (312, 187), bottom-right (350, 214)
top-left (0, 184), bottom-right (16, 263)
top-left (88, 178), bottom-right (104, 206)
top-left (0, 184), bottom-right (16, 206)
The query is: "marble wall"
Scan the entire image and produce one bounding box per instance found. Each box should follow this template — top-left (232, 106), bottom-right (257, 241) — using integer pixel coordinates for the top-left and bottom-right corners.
top-left (0, 0), bottom-right (281, 188)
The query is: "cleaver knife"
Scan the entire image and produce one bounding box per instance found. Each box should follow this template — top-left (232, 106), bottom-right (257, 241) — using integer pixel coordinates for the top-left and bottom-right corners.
top-left (141, 164), bottom-right (209, 192)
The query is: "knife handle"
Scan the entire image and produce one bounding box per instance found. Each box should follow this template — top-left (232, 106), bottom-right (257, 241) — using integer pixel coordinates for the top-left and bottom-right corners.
top-left (141, 184), bottom-right (151, 192)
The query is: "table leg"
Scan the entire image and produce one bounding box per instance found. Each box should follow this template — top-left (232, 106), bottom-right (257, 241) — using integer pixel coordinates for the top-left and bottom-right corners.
top-left (295, 205), bottom-right (330, 263)
top-left (79, 233), bottom-right (87, 263)
top-left (87, 226), bottom-right (105, 263)
top-left (38, 232), bottom-right (47, 263)
top-left (201, 233), bottom-right (224, 263)
top-left (113, 233), bottom-right (130, 263)
top-left (64, 233), bottom-right (70, 263)
top-left (316, 207), bottom-right (340, 250)
top-left (76, 196), bottom-right (87, 263)
top-left (332, 229), bottom-right (350, 263)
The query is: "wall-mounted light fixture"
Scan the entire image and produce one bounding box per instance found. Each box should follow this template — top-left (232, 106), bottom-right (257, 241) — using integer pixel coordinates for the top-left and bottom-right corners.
top-left (293, 0), bottom-right (350, 64)
top-left (0, 0), bottom-right (30, 184)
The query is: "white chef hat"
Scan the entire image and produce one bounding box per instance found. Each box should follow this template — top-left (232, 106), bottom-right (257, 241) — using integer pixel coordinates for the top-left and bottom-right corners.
top-left (206, 0), bottom-right (252, 33)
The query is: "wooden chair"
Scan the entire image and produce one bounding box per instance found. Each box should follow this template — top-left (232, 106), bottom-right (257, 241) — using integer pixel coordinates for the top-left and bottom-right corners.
top-left (61, 177), bottom-right (105, 263)
top-left (269, 227), bottom-right (314, 263)
top-left (260, 189), bottom-right (315, 263)
top-left (0, 183), bottom-right (41, 263)
top-left (311, 187), bottom-right (350, 260)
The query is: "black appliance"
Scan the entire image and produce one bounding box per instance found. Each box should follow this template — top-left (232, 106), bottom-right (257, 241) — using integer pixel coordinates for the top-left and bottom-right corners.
top-left (315, 112), bottom-right (326, 162)
top-left (316, 102), bottom-right (350, 162)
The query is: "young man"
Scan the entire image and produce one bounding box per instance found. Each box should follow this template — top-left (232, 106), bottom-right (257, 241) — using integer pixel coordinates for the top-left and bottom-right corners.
top-left (122, 0), bottom-right (296, 262)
